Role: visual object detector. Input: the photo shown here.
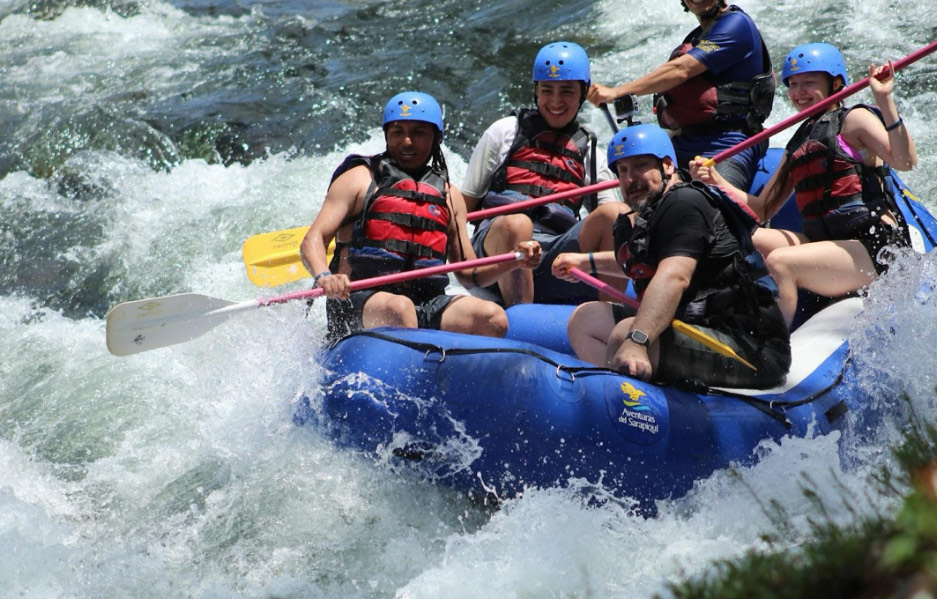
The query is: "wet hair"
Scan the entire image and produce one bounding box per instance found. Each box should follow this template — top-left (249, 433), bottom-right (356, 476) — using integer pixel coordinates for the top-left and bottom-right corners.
top-left (430, 133), bottom-right (448, 175)
top-left (682, 0), bottom-right (727, 18)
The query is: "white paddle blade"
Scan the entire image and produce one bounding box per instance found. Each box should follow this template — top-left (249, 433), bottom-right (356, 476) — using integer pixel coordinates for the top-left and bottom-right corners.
top-left (106, 293), bottom-right (239, 356)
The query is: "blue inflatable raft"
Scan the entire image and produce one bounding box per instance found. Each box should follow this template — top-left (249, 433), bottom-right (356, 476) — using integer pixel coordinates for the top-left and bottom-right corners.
top-left (296, 154), bottom-right (937, 505)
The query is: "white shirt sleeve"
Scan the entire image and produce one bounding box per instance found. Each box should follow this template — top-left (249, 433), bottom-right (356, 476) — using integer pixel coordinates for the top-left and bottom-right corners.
top-left (591, 148), bottom-right (620, 206)
top-left (460, 116), bottom-right (518, 200)
top-left (463, 116), bottom-right (621, 207)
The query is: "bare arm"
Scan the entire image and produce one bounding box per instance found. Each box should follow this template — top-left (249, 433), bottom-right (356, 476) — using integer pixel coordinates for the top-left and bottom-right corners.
top-left (299, 165), bottom-right (370, 297)
top-left (629, 255), bottom-right (695, 341)
top-left (841, 61), bottom-right (917, 172)
top-left (551, 250), bottom-right (621, 282)
top-left (588, 54), bottom-right (708, 105)
top-left (689, 154), bottom-right (795, 223)
top-left (608, 255), bottom-right (696, 380)
top-left (447, 184), bottom-right (540, 288)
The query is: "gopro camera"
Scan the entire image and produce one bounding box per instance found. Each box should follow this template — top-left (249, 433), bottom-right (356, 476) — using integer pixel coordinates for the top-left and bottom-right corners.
top-left (613, 94), bottom-right (639, 124)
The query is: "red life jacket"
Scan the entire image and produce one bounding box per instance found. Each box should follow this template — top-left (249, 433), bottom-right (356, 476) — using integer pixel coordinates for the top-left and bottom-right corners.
top-left (329, 153), bottom-right (452, 294)
top-left (654, 7), bottom-right (775, 135)
top-left (487, 108), bottom-right (597, 212)
top-left (785, 106), bottom-right (886, 219)
top-left (360, 158), bottom-right (450, 261)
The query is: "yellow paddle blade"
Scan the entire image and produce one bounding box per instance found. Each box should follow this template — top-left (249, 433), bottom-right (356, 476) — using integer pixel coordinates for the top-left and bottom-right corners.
top-left (241, 226), bottom-right (335, 287)
top-left (242, 226), bottom-right (308, 287)
top-left (671, 319), bottom-right (757, 371)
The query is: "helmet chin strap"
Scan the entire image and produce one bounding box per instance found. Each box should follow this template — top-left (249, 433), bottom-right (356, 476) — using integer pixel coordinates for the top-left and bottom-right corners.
top-left (651, 163), bottom-right (670, 203)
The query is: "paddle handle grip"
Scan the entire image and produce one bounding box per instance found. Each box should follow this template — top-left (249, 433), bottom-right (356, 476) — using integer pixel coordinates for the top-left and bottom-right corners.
top-left (709, 39), bottom-right (937, 166)
top-left (600, 103), bottom-right (620, 133)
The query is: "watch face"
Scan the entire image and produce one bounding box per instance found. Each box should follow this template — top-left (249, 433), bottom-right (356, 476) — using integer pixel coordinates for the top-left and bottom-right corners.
top-left (629, 330), bottom-right (649, 346)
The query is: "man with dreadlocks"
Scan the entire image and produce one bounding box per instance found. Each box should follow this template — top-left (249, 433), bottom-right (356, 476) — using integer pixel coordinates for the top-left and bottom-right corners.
top-left (301, 91), bottom-right (541, 340)
top-left (588, 1), bottom-right (775, 193)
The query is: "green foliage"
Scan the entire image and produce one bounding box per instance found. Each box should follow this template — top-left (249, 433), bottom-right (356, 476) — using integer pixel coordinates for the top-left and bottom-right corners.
top-left (660, 400), bottom-right (937, 599)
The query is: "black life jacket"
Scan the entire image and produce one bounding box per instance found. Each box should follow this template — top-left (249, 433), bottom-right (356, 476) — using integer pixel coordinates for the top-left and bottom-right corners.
top-left (785, 105), bottom-right (891, 219)
top-left (329, 153), bottom-right (452, 297)
top-left (483, 108), bottom-right (598, 229)
top-left (617, 179), bottom-right (778, 329)
top-left (654, 6), bottom-right (775, 136)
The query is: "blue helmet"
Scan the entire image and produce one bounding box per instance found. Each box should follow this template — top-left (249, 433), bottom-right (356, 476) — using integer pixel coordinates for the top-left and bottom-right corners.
top-left (532, 41), bottom-right (590, 85)
top-left (382, 91), bottom-right (444, 134)
top-left (781, 43), bottom-right (849, 87)
top-left (607, 124), bottom-right (677, 169)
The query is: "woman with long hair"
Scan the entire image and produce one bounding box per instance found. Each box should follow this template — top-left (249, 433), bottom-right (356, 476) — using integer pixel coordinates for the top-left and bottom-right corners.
top-left (692, 42), bottom-right (917, 326)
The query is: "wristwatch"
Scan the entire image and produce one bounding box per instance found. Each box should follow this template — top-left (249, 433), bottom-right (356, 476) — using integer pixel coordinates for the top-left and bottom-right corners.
top-left (625, 329), bottom-right (650, 348)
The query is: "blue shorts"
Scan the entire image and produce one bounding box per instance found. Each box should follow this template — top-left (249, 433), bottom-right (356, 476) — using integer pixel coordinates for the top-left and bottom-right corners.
top-left (472, 218), bottom-right (599, 305)
top-left (672, 132), bottom-right (768, 192)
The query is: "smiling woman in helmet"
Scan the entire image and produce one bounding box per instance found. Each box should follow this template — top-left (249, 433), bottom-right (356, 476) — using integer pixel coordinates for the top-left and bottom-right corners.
top-left (691, 43), bottom-right (917, 327)
top-left (461, 41), bottom-right (624, 307)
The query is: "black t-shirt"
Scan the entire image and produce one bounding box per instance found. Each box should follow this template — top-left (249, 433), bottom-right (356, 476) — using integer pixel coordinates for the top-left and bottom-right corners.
top-left (625, 182), bottom-right (790, 378)
top-left (645, 184), bottom-right (739, 306)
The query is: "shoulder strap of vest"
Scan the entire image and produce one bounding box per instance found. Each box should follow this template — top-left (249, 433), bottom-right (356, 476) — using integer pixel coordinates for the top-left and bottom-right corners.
top-left (844, 103), bottom-right (882, 123)
top-left (785, 107), bottom-right (847, 155)
top-left (670, 179), bottom-right (760, 237)
top-left (330, 153), bottom-right (375, 186)
top-left (331, 153), bottom-right (381, 229)
top-left (668, 179), bottom-right (778, 299)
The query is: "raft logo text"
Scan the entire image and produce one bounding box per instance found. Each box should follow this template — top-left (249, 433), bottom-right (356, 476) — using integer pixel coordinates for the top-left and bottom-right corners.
top-left (617, 382), bottom-right (660, 435)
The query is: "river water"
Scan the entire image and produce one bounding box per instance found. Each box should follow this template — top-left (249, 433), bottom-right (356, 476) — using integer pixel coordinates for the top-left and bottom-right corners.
top-left (2, 0), bottom-right (937, 597)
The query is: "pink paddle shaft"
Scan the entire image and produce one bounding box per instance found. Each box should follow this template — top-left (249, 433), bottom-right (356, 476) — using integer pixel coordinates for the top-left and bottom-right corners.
top-left (256, 251), bottom-right (525, 308)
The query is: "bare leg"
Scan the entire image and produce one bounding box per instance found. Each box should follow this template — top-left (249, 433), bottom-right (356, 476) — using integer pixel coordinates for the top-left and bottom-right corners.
top-left (440, 296), bottom-right (509, 338)
top-left (752, 227), bottom-right (809, 257)
top-left (362, 292), bottom-right (418, 329)
top-left (766, 239), bottom-right (877, 326)
top-left (567, 301), bottom-right (617, 365)
top-left (483, 213), bottom-right (535, 306)
top-left (578, 202), bottom-right (632, 252)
